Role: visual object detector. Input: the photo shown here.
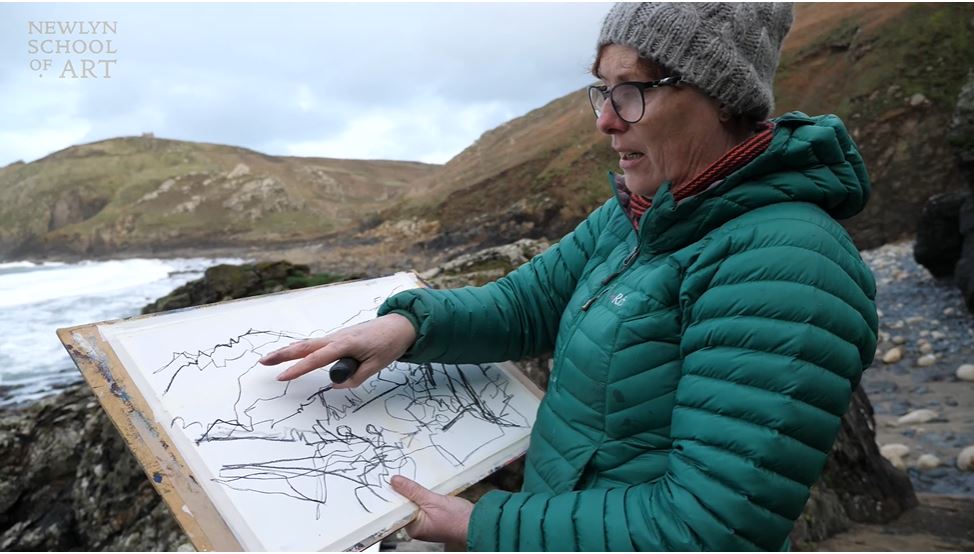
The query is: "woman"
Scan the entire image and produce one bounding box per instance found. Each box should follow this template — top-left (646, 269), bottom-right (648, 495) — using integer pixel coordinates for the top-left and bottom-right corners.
top-left (262, 3), bottom-right (878, 550)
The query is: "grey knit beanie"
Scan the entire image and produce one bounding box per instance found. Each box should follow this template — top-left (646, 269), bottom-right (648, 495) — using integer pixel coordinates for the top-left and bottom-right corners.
top-left (598, 2), bottom-right (793, 120)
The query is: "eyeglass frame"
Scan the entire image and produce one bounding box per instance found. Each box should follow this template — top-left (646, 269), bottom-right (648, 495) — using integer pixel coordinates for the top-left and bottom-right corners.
top-left (587, 75), bottom-right (683, 124)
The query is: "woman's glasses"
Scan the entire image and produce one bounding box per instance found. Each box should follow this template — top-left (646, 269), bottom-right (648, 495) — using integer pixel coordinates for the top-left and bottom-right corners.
top-left (587, 76), bottom-right (682, 124)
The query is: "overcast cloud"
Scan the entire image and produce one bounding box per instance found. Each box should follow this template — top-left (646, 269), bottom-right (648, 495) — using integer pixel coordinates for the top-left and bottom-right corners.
top-left (0, 2), bottom-right (612, 166)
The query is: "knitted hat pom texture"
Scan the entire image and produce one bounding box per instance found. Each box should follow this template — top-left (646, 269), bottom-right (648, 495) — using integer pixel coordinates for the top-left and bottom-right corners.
top-left (598, 2), bottom-right (794, 120)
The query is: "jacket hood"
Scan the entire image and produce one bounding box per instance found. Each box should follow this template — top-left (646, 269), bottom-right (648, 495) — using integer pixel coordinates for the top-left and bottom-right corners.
top-left (612, 112), bottom-right (870, 253)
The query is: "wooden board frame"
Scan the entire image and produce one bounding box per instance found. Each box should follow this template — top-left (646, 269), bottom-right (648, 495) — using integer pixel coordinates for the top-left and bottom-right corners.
top-left (57, 271), bottom-right (544, 552)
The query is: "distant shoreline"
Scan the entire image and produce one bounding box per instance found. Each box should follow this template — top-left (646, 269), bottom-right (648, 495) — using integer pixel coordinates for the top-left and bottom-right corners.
top-left (1, 234), bottom-right (416, 278)
top-left (1, 241), bottom-right (316, 266)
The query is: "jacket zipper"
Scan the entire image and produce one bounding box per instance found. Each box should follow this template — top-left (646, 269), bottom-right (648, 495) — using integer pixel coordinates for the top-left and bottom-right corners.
top-left (581, 244), bottom-right (641, 311)
top-left (550, 243), bottom-right (641, 390)
top-left (552, 174), bottom-right (644, 385)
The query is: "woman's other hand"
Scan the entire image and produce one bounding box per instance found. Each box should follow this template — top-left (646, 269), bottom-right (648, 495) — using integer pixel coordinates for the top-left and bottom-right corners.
top-left (391, 475), bottom-right (472, 550)
top-left (258, 313), bottom-right (417, 388)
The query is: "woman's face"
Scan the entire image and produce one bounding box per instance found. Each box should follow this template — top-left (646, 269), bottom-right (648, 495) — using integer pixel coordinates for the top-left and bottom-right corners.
top-left (594, 44), bottom-right (730, 197)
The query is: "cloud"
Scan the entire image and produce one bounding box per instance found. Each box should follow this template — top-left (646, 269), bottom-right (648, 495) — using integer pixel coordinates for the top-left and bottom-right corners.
top-left (0, 78), bottom-right (92, 163)
top-left (279, 95), bottom-right (515, 164)
top-left (0, 3), bottom-right (610, 166)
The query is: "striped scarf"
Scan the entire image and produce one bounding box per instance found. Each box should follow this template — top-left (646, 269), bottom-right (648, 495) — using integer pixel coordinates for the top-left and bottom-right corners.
top-left (620, 121), bottom-right (774, 230)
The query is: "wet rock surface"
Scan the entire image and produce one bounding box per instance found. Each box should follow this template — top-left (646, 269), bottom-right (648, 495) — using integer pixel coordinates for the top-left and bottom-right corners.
top-left (863, 240), bottom-right (974, 495)
top-left (914, 191), bottom-right (970, 277)
top-left (140, 260), bottom-right (348, 314)
top-left (810, 493), bottom-right (974, 551)
top-left (0, 386), bottom-right (189, 551)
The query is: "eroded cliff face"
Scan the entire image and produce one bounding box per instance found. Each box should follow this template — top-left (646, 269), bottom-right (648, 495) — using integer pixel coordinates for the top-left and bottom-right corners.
top-left (774, 3), bottom-right (974, 250)
top-left (844, 106), bottom-right (967, 249)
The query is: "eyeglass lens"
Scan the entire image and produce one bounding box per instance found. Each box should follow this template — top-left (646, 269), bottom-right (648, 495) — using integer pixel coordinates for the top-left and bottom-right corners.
top-left (613, 84), bottom-right (644, 123)
top-left (589, 83), bottom-right (644, 124)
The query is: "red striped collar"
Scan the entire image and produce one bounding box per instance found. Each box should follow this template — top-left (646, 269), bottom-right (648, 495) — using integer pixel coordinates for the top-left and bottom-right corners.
top-left (618, 121), bottom-right (775, 231)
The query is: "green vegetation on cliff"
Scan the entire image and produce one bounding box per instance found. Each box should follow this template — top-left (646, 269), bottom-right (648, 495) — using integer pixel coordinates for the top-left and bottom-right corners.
top-left (0, 136), bottom-right (436, 257)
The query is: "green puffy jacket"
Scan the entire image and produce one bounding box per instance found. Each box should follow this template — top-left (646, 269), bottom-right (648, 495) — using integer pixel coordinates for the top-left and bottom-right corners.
top-left (378, 112), bottom-right (878, 551)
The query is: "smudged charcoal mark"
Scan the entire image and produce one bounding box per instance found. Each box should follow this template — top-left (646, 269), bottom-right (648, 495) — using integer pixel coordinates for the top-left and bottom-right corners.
top-left (71, 332), bottom-right (166, 441)
top-left (122, 397), bottom-right (163, 441)
top-left (613, 389), bottom-right (625, 402)
top-left (153, 472), bottom-right (163, 483)
top-left (71, 331), bottom-right (130, 402)
top-left (109, 382), bottom-right (129, 401)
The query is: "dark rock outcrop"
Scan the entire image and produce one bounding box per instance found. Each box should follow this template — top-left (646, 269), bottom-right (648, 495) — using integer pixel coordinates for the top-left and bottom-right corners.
top-left (914, 66), bottom-right (974, 314)
top-left (950, 67), bottom-right (974, 314)
top-left (0, 386), bottom-right (188, 551)
top-left (914, 191), bottom-right (971, 277)
top-left (790, 386), bottom-right (918, 544)
top-left (957, 195), bottom-right (974, 312)
top-left (949, 68), bottom-right (974, 176)
top-left (141, 261), bottom-right (348, 314)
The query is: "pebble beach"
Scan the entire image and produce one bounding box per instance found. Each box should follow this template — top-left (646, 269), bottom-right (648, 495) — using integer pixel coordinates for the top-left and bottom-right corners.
top-left (861, 240), bottom-right (974, 495)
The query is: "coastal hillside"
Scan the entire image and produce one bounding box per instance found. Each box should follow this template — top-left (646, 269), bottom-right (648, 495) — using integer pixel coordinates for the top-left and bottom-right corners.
top-left (0, 137), bottom-right (436, 257)
top-left (2, 3), bottom-right (972, 266)
top-left (369, 2), bottom-right (974, 257)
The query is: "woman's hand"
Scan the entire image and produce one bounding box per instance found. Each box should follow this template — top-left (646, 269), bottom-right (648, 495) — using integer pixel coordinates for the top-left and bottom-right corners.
top-left (259, 313), bottom-right (417, 388)
top-left (391, 475), bottom-right (472, 549)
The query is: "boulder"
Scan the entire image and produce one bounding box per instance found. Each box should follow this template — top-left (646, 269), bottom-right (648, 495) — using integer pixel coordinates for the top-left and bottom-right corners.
top-left (956, 196), bottom-right (974, 314)
top-left (948, 68), bottom-right (974, 173)
top-left (949, 68), bottom-right (974, 315)
top-left (141, 261), bottom-right (346, 314)
top-left (0, 386), bottom-right (188, 551)
top-left (914, 191), bottom-right (970, 277)
top-left (790, 387), bottom-right (917, 544)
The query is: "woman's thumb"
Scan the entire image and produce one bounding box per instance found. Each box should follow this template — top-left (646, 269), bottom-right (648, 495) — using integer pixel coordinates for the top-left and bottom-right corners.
top-left (391, 475), bottom-right (432, 506)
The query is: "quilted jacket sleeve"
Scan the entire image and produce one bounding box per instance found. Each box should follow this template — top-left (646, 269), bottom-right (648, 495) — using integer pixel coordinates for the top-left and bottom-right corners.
top-left (466, 213), bottom-right (879, 551)
top-left (377, 200), bottom-right (615, 363)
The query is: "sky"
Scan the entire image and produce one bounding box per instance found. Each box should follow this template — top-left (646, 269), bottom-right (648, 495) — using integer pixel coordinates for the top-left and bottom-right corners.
top-left (0, 2), bottom-right (612, 166)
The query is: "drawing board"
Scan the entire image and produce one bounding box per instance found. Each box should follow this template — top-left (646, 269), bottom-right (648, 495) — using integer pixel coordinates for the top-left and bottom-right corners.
top-left (58, 272), bottom-right (542, 551)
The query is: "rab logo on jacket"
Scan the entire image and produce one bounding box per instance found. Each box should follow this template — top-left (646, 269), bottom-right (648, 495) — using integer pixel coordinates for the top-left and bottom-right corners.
top-left (611, 293), bottom-right (627, 307)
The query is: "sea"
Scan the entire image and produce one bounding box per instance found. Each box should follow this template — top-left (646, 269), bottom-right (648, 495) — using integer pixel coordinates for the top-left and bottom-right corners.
top-left (0, 257), bottom-right (245, 408)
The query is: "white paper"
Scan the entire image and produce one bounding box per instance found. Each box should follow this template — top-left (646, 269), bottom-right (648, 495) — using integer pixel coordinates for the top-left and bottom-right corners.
top-left (100, 273), bottom-right (538, 551)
